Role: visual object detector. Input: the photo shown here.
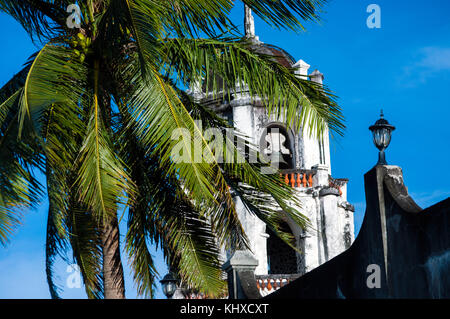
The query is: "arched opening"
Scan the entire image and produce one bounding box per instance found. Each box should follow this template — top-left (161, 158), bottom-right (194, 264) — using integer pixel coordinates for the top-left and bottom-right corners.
top-left (260, 123), bottom-right (295, 170)
top-left (267, 222), bottom-right (298, 274)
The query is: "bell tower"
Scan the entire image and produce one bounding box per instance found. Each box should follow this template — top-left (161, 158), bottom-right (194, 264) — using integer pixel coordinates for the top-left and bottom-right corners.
top-left (230, 7), bottom-right (354, 277)
top-left (190, 7), bottom-right (355, 279)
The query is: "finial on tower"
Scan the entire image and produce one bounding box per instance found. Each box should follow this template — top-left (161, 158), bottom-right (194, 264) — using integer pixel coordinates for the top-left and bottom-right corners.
top-left (380, 109), bottom-right (384, 118)
top-left (244, 4), bottom-right (255, 38)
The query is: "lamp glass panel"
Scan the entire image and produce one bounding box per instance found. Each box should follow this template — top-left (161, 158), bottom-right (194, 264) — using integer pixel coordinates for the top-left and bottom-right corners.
top-left (372, 128), bottom-right (391, 151)
top-left (163, 281), bottom-right (177, 297)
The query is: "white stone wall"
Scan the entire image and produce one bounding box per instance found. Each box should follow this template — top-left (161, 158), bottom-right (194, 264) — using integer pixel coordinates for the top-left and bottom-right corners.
top-left (234, 196), bottom-right (269, 275)
top-left (321, 193), bottom-right (345, 261)
top-left (287, 189), bottom-right (355, 273)
top-left (292, 193), bottom-right (324, 274)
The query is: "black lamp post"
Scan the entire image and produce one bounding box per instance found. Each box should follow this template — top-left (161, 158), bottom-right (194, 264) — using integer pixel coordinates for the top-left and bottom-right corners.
top-left (369, 110), bottom-right (396, 165)
top-left (160, 272), bottom-right (178, 299)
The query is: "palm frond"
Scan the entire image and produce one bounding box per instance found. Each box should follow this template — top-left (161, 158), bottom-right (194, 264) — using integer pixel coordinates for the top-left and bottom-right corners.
top-left (0, 0), bottom-right (68, 42)
top-left (0, 63), bottom-right (31, 103)
top-left (161, 37), bottom-right (345, 138)
top-left (0, 0), bottom-right (343, 299)
top-left (118, 102), bottom-right (227, 297)
top-left (0, 88), bottom-right (43, 245)
top-left (44, 103), bottom-right (83, 298)
top-left (156, 0), bottom-right (235, 38)
top-left (165, 198), bottom-right (226, 297)
top-left (242, 0), bottom-right (327, 31)
top-left (45, 176), bottom-right (67, 299)
top-left (118, 126), bottom-right (158, 298)
top-left (18, 42), bottom-right (87, 138)
top-left (179, 91), bottom-right (310, 248)
top-left (67, 202), bottom-right (104, 299)
top-left (74, 63), bottom-right (135, 223)
top-left (120, 57), bottom-right (247, 250)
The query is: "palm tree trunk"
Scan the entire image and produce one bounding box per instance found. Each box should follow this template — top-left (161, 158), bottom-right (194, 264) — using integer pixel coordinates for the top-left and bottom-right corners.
top-left (101, 216), bottom-right (126, 299)
top-left (94, 58), bottom-right (126, 299)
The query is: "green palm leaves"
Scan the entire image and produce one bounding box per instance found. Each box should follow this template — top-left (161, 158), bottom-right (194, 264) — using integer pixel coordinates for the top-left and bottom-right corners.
top-left (76, 60), bottom-right (135, 223)
top-left (0, 67), bottom-right (42, 245)
top-left (0, 0), bottom-right (342, 298)
top-left (161, 37), bottom-right (344, 137)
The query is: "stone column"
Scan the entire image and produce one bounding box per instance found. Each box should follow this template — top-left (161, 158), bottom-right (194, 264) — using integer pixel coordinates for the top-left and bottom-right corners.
top-left (319, 187), bottom-right (342, 261)
top-left (233, 196), bottom-right (269, 275)
top-left (222, 250), bottom-right (261, 299)
top-left (310, 69), bottom-right (324, 84)
top-left (312, 164), bottom-right (329, 187)
top-left (231, 86), bottom-right (254, 143)
top-left (244, 5), bottom-right (255, 38)
top-left (310, 69), bottom-right (331, 174)
top-left (293, 60), bottom-right (321, 170)
top-left (293, 59), bottom-right (310, 79)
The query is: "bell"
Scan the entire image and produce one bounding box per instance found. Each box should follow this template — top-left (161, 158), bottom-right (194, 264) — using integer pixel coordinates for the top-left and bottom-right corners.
top-left (262, 129), bottom-right (292, 169)
top-left (269, 150), bottom-right (289, 169)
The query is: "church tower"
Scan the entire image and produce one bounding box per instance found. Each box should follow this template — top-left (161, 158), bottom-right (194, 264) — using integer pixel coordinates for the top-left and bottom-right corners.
top-left (189, 6), bottom-right (355, 288)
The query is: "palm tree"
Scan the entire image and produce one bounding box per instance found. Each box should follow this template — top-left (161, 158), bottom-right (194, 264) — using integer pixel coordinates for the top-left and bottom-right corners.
top-left (0, 0), bottom-right (344, 299)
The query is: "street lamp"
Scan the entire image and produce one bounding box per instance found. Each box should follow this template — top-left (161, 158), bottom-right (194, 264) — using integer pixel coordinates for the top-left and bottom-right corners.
top-left (369, 110), bottom-right (396, 165)
top-left (160, 272), bottom-right (178, 299)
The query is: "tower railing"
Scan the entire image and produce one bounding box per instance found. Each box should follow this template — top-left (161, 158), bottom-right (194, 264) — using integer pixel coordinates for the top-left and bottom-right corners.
top-left (280, 168), bottom-right (347, 198)
top-left (280, 169), bottom-right (316, 188)
top-left (255, 274), bottom-right (301, 297)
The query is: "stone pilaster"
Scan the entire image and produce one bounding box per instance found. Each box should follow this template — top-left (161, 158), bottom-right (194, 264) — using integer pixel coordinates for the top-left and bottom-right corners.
top-left (222, 250), bottom-right (261, 299)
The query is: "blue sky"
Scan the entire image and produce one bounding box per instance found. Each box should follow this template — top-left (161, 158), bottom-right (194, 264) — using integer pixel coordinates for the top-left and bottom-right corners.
top-left (0, 0), bottom-right (449, 299)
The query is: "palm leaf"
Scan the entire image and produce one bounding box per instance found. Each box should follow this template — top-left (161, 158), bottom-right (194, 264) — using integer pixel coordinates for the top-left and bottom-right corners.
top-left (74, 69), bottom-right (135, 223)
top-left (164, 197), bottom-right (227, 297)
top-left (0, 0), bottom-right (68, 42)
top-left (119, 57), bottom-right (247, 250)
top-left (161, 37), bottom-right (344, 138)
top-left (119, 102), bottom-right (227, 297)
top-left (0, 88), bottom-right (43, 245)
top-left (18, 42), bottom-right (87, 138)
top-left (67, 201), bottom-right (104, 299)
top-left (242, 0), bottom-right (327, 31)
